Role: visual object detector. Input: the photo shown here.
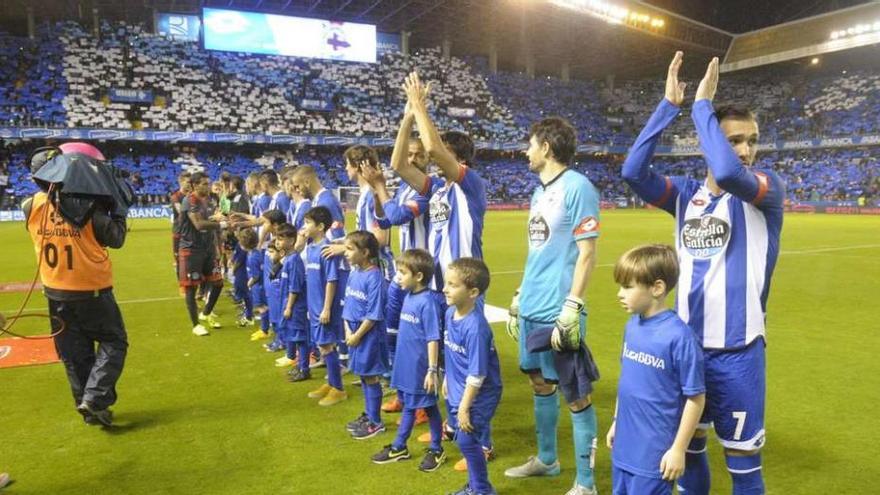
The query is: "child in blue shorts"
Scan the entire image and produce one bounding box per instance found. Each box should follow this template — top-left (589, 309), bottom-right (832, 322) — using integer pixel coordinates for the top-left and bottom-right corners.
top-left (233, 228), bottom-right (256, 327)
top-left (250, 209), bottom-right (287, 341)
top-left (442, 258), bottom-right (502, 495)
top-left (262, 242), bottom-right (284, 352)
top-left (371, 248), bottom-right (446, 471)
top-left (244, 231), bottom-right (267, 341)
top-left (607, 245), bottom-right (705, 495)
top-left (302, 207), bottom-right (347, 406)
top-left (275, 224), bottom-right (309, 376)
top-left (341, 230), bottom-right (390, 440)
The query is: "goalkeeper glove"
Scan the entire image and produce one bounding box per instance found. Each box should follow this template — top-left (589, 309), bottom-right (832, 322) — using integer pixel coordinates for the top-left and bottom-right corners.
top-left (506, 289), bottom-right (520, 342)
top-left (552, 295), bottom-right (584, 351)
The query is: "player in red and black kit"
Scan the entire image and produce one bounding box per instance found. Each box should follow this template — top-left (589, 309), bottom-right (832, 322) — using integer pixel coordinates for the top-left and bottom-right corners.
top-left (178, 172), bottom-right (228, 336)
top-left (170, 172), bottom-right (192, 278)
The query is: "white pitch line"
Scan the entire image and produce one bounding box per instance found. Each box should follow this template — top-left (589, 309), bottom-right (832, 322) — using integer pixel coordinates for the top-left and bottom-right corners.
top-left (780, 244), bottom-right (880, 255)
top-left (4, 244), bottom-right (878, 313)
top-left (2, 295), bottom-right (180, 314)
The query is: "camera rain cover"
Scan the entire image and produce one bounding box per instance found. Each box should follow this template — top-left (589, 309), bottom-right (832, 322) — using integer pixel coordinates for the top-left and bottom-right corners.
top-left (33, 153), bottom-right (135, 226)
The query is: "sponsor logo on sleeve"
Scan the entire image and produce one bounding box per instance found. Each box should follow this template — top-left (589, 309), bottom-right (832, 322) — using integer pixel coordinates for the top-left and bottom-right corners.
top-left (573, 216), bottom-right (599, 236)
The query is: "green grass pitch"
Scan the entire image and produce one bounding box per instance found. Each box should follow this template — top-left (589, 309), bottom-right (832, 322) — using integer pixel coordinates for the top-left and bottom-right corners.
top-left (1, 210), bottom-right (878, 494)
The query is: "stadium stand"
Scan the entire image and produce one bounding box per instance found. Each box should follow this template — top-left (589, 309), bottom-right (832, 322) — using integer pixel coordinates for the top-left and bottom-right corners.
top-left (0, 24), bottom-right (67, 127)
top-left (2, 140), bottom-right (877, 206)
top-left (1, 20), bottom-right (879, 208)
top-left (57, 21), bottom-right (520, 140)
top-left (2, 20), bottom-right (880, 145)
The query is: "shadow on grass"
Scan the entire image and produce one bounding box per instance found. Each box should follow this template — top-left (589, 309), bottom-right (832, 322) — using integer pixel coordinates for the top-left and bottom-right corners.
top-left (98, 408), bottom-right (172, 435)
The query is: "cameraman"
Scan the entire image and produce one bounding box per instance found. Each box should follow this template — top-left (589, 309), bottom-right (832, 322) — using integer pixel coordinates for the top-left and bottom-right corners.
top-left (22, 142), bottom-right (128, 427)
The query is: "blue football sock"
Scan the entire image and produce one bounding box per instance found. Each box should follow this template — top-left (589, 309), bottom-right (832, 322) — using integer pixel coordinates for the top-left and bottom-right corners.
top-left (727, 453), bottom-right (765, 495)
top-left (534, 391), bottom-right (560, 465)
top-left (286, 342), bottom-right (296, 360)
top-left (260, 314), bottom-right (269, 333)
top-left (297, 343), bottom-right (310, 372)
top-left (678, 436), bottom-right (710, 495)
top-left (243, 294), bottom-right (253, 319)
top-left (324, 351), bottom-right (342, 390)
top-left (365, 381), bottom-right (383, 423)
top-left (478, 423), bottom-right (493, 452)
top-left (457, 429), bottom-right (493, 494)
top-left (337, 341), bottom-right (349, 366)
top-left (425, 405), bottom-right (443, 451)
top-left (386, 330), bottom-right (397, 373)
top-left (393, 408), bottom-right (416, 450)
top-left (571, 404), bottom-right (597, 489)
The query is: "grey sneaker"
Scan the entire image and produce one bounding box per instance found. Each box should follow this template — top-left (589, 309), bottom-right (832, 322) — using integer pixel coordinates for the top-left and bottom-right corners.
top-left (77, 401), bottom-right (113, 427)
top-left (504, 455), bottom-right (561, 478)
top-left (564, 483), bottom-right (598, 495)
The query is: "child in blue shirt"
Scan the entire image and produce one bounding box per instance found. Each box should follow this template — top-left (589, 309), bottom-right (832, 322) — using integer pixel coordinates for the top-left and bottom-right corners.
top-left (371, 248), bottom-right (446, 472)
top-left (233, 228), bottom-right (257, 327)
top-left (607, 244), bottom-right (706, 495)
top-left (275, 224), bottom-right (309, 378)
top-left (342, 230), bottom-right (389, 440)
top-left (262, 243), bottom-right (284, 351)
top-left (302, 206), bottom-right (347, 406)
top-left (442, 258), bottom-right (502, 495)
top-left (238, 208), bottom-right (287, 342)
top-left (245, 231), bottom-right (267, 341)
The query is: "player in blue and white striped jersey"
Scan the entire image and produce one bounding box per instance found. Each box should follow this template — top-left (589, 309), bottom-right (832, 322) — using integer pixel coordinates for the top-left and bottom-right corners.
top-left (342, 146), bottom-right (396, 283)
top-left (395, 72), bottom-right (487, 299)
top-left (391, 72), bottom-right (491, 465)
top-left (282, 169), bottom-right (311, 232)
top-left (361, 121), bottom-right (442, 416)
top-left (621, 52), bottom-right (784, 495)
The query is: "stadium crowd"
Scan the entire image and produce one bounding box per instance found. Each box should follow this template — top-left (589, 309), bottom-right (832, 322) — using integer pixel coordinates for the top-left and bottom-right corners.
top-left (1, 20), bottom-right (879, 146)
top-left (1, 20), bottom-right (878, 208)
top-left (2, 142), bottom-right (878, 208)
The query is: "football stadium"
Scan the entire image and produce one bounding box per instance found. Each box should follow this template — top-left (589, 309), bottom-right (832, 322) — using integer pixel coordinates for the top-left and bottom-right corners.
top-left (0, 0), bottom-right (878, 494)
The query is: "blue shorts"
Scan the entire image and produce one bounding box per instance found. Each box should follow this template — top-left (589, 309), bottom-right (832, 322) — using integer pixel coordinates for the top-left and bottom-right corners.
top-left (311, 319), bottom-right (342, 347)
top-left (279, 317), bottom-right (309, 344)
top-left (612, 466), bottom-right (672, 495)
top-left (447, 392), bottom-right (500, 439)
top-left (385, 280), bottom-right (407, 333)
top-left (699, 337), bottom-right (766, 451)
top-left (289, 322), bottom-right (309, 344)
top-left (346, 320), bottom-right (389, 377)
top-left (400, 390), bottom-right (438, 409)
top-left (518, 315), bottom-right (587, 385)
top-left (250, 283), bottom-right (266, 306)
top-left (233, 278), bottom-right (249, 301)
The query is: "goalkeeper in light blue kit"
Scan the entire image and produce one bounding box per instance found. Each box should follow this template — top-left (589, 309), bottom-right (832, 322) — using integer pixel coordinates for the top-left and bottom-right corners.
top-left (505, 117), bottom-right (601, 495)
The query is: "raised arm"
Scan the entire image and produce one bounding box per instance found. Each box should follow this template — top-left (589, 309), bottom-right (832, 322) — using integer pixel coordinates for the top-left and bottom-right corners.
top-left (391, 104), bottom-right (432, 193)
top-left (362, 155), bottom-right (430, 230)
top-left (405, 72), bottom-right (464, 183)
top-left (692, 57), bottom-right (785, 210)
top-left (621, 51), bottom-right (686, 214)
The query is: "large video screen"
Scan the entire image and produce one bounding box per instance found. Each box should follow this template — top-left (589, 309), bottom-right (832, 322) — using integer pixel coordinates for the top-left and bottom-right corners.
top-left (156, 13), bottom-right (201, 41)
top-left (202, 8), bottom-right (377, 63)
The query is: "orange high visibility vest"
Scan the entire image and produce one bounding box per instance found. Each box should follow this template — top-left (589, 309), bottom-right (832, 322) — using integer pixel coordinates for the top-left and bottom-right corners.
top-left (26, 193), bottom-right (113, 291)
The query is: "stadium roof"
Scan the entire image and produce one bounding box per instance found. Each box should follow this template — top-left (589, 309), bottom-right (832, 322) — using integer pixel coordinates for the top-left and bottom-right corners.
top-left (0, 0), bottom-right (875, 79)
top-left (643, 0), bottom-right (873, 34)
